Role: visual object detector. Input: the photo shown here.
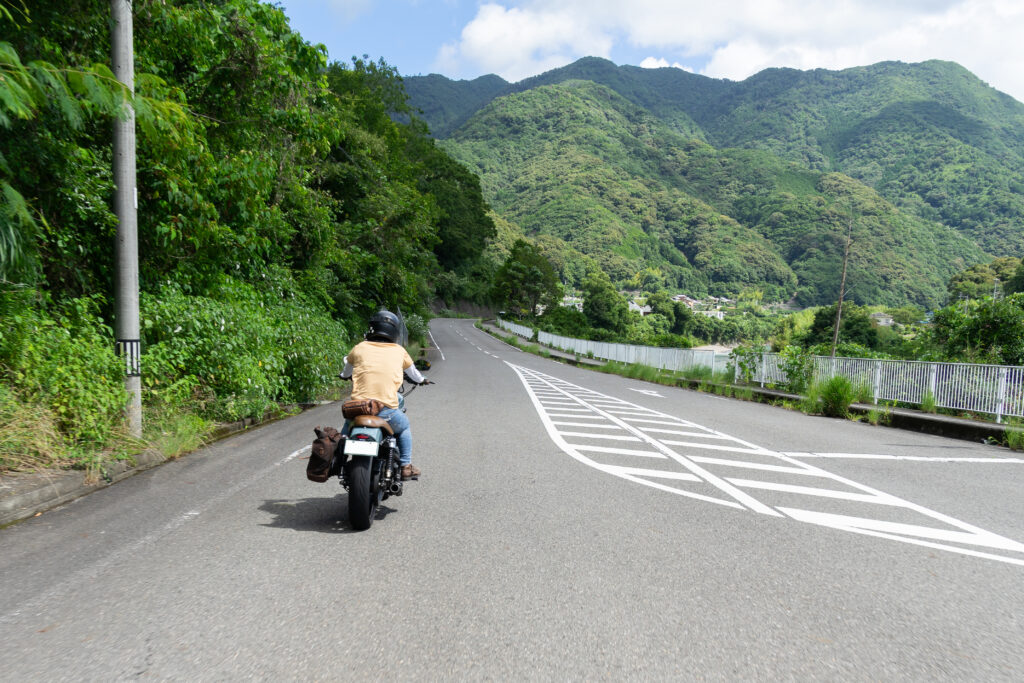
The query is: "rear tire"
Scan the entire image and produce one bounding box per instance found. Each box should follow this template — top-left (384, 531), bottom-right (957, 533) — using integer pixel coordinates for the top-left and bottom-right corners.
top-left (348, 457), bottom-right (374, 530)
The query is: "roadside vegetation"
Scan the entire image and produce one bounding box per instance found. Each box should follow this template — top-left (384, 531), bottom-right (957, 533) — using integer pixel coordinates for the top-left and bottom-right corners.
top-left (0, 2), bottom-right (485, 473)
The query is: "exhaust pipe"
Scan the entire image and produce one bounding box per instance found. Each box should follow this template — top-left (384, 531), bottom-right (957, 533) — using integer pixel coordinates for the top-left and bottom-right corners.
top-left (388, 481), bottom-right (403, 496)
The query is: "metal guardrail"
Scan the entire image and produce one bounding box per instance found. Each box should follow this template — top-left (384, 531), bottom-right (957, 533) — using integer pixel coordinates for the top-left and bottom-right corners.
top-left (495, 318), bottom-right (1024, 423)
top-left (496, 318), bottom-right (724, 374)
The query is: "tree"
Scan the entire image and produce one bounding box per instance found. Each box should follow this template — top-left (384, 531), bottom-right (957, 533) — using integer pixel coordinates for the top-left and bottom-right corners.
top-left (645, 291), bottom-right (676, 328)
top-left (671, 301), bottom-right (695, 336)
top-left (539, 304), bottom-right (590, 337)
top-left (582, 271), bottom-right (629, 334)
top-left (411, 142), bottom-right (496, 271)
top-left (805, 303), bottom-right (878, 349)
top-left (492, 239), bottom-right (561, 317)
top-left (1005, 261), bottom-right (1024, 295)
top-left (929, 293), bottom-right (1024, 365)
top-left (948, 257), bottom-right (1021, 300)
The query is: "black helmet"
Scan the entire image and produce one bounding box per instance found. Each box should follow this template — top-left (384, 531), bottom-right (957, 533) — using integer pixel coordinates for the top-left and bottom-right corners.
top-left (367, 309), bottom-right (401, 343)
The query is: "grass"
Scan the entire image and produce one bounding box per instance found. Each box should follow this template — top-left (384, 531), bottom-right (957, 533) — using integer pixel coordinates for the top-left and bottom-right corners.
top-left (1006, 419), bottom-right (1024, 451)
top-left (866, 402), bottom-right (894, 426)
top-left (0, 387), bottom-right (66, 472)
top-left (143, 405), bottom-right (215, 460)
top-left (920, 390), bottom-right (937, 414)
top-left (0, 384), bottom-right (145, 477)
top-left (854, 382), bottom-right (874, 404)
top-left (820, 376), bottom-right (856, 418)
top-left (732, 385), bottom-right (754, 401)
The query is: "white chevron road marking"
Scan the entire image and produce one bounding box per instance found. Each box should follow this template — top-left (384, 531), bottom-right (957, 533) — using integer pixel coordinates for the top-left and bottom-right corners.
top-left (507, 362), bottom-right (1024, 567)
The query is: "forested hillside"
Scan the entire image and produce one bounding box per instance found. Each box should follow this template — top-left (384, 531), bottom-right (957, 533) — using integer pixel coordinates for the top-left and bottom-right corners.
top-left (441, 80), bottom-right (987, 306)
top-left (407, 57), bottom-right (1024, 287)
top-left (0, 0), bottom-right (495, 468)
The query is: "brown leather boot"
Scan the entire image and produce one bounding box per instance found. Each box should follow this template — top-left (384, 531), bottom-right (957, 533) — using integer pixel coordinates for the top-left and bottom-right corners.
top-left (401, 464), bottom-right (421, 480)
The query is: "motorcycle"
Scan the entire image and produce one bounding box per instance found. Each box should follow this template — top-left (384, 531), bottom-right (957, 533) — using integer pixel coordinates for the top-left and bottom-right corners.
top-left (336, 378), bottom-right (431, 530)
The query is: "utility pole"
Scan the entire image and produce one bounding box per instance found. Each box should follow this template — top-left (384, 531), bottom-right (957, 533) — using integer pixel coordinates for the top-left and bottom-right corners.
top-left (830, 210), bottom-right (854, 358)
top-left (111, 0), bottom-right (141, 437)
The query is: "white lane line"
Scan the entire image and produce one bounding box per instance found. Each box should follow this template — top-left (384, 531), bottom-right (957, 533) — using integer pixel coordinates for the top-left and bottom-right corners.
top-left (0, 445), bottom-right (309, 625)
top-left (779, 509), bottom-right (1024, 566)
top-left (727, 479), bottom-right (901, 505)
top-left (605, 409), bottom-right (665, 416)
top-left (551, 422), bottom-right (624, 429)
top-left (552, 419), bottom-right (622, 430)
top-left (603, 466), bottom-right (702, 482)
top-left (544, 413), bottom-right (606, 419)
top-left (784, 452), bottom-right (1024, 464)
top-left (428, 329), bottom-right (445, 361)
top-left (658, 440), bottom-right (775, 455)
top-left (629, 388), bottom-right (664, 397)
top-left (689, 456), bottom-right (830, 476)
top-left (641, 428), bottom-right (730, 439)
top-left (560, 432), bottom-right (643, 442)
top-left (570, 445), bottom-right (669, 458)
top-left (765, 451), bottom-right (1024, 564)
top-left (780, 508), bottom-right (1024, 555)
top-left (546, 413), bottom-right (606, 419)
top-left (621, 417), bottom-right (697, 427)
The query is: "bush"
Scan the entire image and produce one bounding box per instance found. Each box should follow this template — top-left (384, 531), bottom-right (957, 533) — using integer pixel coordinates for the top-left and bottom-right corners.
top-left (0, 292), bottom-right (128, 446)
top-left (404, 313), bottom-right (428, 346)
top-left (141, 278), bottom-right (350, 421)
top-left (819, 376), bottom-right (856, 418)
top-left (779, 345), bottom-right (814, 393)
top-left (730, 344), bottom-right (762, 384)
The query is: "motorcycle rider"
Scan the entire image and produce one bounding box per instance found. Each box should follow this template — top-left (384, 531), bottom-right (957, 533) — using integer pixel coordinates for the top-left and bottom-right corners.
top-left (340, 310), bottom-right (428, 480)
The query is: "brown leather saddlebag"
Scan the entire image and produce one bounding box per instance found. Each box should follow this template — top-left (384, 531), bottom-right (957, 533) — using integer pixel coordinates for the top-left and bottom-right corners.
top-left (341, 398), bottom-right (383, 420)
top-left (307, 426), bottom-right (342, 483)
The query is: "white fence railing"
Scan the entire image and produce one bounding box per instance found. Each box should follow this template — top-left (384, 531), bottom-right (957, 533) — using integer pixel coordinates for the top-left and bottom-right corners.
top-left (495, 319), bottom-right (1024, 423)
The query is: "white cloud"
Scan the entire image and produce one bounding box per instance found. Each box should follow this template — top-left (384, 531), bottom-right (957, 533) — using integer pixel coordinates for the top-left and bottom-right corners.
top-left (434, 0), bottom-right (1024, 103)
top-left (434, 3), bottom-right (613, 82)
top-left (639, 57), bottom-right (692, 72)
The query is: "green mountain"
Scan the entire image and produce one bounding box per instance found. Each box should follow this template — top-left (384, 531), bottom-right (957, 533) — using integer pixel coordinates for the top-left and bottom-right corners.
top-left (441, 80), bottom-right (986, 306)
top-left (404, 73), bottom-right (509, 138)
top-left (407, 58), bottom-right (1024, 297)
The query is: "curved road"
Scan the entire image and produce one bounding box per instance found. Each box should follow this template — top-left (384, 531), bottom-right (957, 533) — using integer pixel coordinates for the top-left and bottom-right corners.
top-left (2, 318), bottom-right (1023, 679)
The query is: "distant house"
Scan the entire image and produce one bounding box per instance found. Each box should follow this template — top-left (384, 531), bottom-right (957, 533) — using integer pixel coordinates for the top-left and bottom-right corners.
top-left (561, 296), bottom-right (583, 312)
top-left (628, 301), bottom-right (652, 315)
top-left (697, 309), bottom-right (725, 320)
top-left (869, 312), bottom-right (894, 327)
top-left (671, 294), bottom-right (699, 308)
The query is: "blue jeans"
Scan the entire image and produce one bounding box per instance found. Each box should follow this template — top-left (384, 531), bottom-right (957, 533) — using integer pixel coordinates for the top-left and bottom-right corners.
top-left (378, 407), bottom-right (412, 466)
top-left (343, 408), bottom-right (412, 466)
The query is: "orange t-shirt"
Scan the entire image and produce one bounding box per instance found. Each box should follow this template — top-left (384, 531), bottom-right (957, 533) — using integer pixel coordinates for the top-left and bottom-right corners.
top-left (346, 341), bottom-right (414, 409)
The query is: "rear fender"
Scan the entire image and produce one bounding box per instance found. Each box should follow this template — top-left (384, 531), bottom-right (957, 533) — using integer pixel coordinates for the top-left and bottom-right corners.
top-left (344, 426), bottom-right (384, 460)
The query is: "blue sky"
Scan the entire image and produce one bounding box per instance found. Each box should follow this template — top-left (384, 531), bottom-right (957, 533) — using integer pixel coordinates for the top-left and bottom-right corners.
top-left (274, 1), bottom-right (1024, 102)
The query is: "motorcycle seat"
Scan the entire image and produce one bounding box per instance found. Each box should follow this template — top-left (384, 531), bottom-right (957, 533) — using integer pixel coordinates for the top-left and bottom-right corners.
top-left (351, 415), bottom-right (394, 435)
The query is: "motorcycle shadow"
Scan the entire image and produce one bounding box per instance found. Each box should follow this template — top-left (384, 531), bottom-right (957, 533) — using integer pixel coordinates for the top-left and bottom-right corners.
top-left (259, 496), bottom-right (398, 533)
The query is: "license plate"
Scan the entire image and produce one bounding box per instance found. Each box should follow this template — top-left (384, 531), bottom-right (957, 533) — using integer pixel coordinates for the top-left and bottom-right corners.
top-left (344, 439), bottom-right (379, 456)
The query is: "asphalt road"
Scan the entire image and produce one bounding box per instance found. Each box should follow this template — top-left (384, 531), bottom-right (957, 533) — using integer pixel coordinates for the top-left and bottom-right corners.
top-left (2, 318), bottom-right (1023, 680)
